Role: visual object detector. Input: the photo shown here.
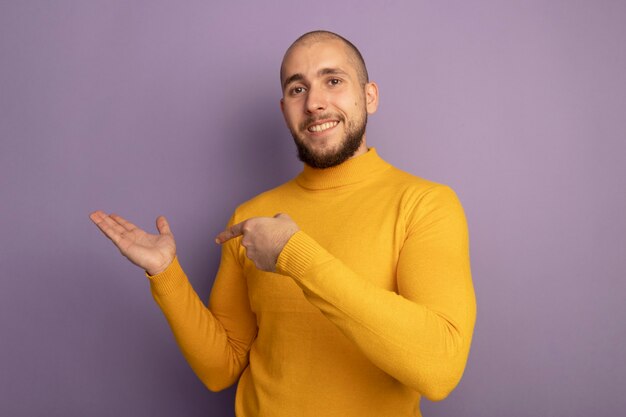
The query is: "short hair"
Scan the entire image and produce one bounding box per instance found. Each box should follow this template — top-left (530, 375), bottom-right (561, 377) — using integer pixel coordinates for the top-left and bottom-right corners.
top-left (280, 30), bottom-right (369, 87)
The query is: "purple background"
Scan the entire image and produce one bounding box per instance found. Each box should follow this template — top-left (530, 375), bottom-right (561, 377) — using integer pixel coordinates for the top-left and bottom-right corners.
top-left (2, 1), bottom-right (625, 416)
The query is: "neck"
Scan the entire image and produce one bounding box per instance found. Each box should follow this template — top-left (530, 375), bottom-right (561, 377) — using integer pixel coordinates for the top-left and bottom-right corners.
top-left (296, 147), bottom-right (390, 190)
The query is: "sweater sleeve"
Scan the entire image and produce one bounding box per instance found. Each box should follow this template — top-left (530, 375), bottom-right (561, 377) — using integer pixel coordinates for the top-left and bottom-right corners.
top-left (275, 185), bottom-right (476, 401)
top-left (147, 219), bottom-right (257, 392)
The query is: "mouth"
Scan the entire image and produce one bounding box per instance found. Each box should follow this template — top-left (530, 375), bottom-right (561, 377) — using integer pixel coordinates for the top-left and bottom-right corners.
top-left (307, 120), bottom-right (340, 133)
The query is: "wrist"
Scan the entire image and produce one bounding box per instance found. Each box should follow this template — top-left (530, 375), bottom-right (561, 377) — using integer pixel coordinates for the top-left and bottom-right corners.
top-left (145, 256), bottom-right (186, 296)
top-left (146, 256), bottom-right (175, 276)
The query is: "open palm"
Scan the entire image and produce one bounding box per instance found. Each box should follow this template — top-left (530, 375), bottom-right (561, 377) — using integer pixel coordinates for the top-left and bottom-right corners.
top-left (89, 211), bottom-right (176, 276)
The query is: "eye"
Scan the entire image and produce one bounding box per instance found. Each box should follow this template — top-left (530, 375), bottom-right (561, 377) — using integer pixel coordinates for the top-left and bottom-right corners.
top-left (290, 86), bottom-right (306, 95)
top-left (329, 78), bottom-right (342, 86)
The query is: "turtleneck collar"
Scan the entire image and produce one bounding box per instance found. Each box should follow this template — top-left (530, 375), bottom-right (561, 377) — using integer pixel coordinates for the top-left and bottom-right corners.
top-left (295, 148), bottom-right (391, 190)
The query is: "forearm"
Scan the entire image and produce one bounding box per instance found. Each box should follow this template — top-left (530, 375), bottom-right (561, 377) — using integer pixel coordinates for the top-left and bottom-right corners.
top-left (276, 231), bottom-right (476, 401)
top-left (148, 257), bottom-right (252, 391)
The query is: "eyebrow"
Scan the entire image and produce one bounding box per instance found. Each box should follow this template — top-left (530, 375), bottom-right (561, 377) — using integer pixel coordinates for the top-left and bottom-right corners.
top-left (282, 67), bottom-right (349, 90)
top-left (283, 73), bottom-right (304, 90)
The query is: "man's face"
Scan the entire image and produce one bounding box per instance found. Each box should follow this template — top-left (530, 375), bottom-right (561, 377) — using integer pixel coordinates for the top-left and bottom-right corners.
top-left (280, 39), bottom-right (378, 169)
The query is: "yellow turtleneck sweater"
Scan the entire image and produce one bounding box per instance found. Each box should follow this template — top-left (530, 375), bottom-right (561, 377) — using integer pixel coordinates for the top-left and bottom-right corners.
top-left (148, 148), bottom-right (476, 417)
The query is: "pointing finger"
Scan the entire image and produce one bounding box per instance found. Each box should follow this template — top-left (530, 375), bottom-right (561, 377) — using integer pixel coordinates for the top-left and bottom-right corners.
top-left (215, 222), bottom-right (244, 244)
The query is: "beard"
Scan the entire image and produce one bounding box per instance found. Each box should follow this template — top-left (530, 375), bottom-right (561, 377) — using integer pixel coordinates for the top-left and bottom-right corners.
top-left (290, 110), bottom-right (368, 169)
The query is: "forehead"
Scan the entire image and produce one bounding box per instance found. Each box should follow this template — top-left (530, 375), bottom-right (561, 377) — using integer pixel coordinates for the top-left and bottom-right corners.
top-left (281, 39), bottom-right (357, 82)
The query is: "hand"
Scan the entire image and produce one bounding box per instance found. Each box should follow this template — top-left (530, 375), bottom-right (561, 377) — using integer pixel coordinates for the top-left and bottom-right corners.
top-left (215, 213), bottom-right (299, 272)
top-left (89, 211), bottom-right (176, 276)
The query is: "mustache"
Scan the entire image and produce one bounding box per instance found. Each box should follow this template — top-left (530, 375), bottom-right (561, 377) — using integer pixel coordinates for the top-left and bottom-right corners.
top-left (299, 114), bottom-right (344, 131)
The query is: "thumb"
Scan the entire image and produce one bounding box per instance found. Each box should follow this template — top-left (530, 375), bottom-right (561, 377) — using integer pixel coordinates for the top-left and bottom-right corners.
top-left (274, 213), bottom-right (292, 220)
top-left (156, 216), bottom-right (172, 235)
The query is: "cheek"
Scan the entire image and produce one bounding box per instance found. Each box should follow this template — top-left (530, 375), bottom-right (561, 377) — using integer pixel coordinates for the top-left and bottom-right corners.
top-left (335, 90), bottom-right (363, 112)
top-left (282, 108), bottom-right (298, 126)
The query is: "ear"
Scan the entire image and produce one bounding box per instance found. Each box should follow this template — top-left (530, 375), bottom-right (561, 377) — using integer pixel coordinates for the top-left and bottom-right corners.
top-left (280, 97), bottom-right (285, 115)
top-left (364, 82), bottom-right (379, 114)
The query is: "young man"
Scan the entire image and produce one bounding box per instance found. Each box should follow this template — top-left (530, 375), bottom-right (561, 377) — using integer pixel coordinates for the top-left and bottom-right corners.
top-left (90, 31), bottom-right (476, 417)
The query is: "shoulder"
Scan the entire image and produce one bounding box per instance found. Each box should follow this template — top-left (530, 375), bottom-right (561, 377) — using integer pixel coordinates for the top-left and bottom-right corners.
top-left (228, 179), bottom-right (299, 224)
top-left (376, 163), bottom-right (466, 229)
top-left (379, 163), bottom-right (460, 204)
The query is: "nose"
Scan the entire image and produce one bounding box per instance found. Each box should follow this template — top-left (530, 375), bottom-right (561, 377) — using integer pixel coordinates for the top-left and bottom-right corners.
top-left (305, 84), bottom-right (327, 114)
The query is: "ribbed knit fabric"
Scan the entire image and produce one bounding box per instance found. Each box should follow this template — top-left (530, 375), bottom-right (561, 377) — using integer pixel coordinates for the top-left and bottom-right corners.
top-left (148, 148), bottom-right (476, 417)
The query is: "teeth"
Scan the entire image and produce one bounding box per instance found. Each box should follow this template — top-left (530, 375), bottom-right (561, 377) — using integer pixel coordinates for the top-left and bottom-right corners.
top-left (308, 121), bottom-right (338, 132)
